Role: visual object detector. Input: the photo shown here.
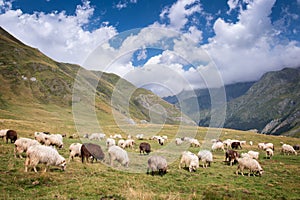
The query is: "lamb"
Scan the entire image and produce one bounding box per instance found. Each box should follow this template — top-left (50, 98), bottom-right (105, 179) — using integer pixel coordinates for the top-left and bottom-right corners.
top-left (225, 150), bottom-right (240, 166)
top-left (69, 143), bottom-right (82, 162)
top-left (81, 143), bottom-right (105, 163)
top-left (44, 134), bottom-right (63, 148)
top-left (189, 138), bottom-right (201, 147)
top-left (281, 144), bottom-right (297, 155)
top-left (6, 129), bottom-right (17, 143)
top-left (198, 150), bottom-right (213, 168)
top-left (236, 157), bottom-right (264, 176)
top-left (265, 148), bottom-right (274, 159)
top-left (212, 141), bottom-right (225, 151)
top-left (106, 138), bottom-right (116, 149)
top-left (139, 142), bottom-right (151, 155)
top-left (147, 155), bottom-right (168, 176)
top-left (179, 151), bottom-right (199, 172)
top-left (25, 145), bottom-right (66, 172)
top-left (14, 138), bottom-right (40, 158)
top-left (108, 145), bottom-right (129, 167)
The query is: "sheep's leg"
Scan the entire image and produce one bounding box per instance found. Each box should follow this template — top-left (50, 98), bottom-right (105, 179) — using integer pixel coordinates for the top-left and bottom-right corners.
top-left (24, 157), bottom-right (30, 172)
top-left (33, 166), bottom-right (38, 173)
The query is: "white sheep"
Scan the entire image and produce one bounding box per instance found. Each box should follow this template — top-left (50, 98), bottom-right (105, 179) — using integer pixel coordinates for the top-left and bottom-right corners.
top-left (14, 138), bottom-right (40, 158)
top-left (179, 151), bottom-right (199, 172)
top-left (122, 139), bottom-right (135, 149)
top-left (25, 145), bottom-right (66, 172)
top-left (157, 137), bottom-right (165, 146)
top-left (247, 150), bottom-right (259, 160)
top-left (111, 134), bottom-right (122, 139)
top-left (0, 129), bottom-right (9, 140)
top-left (197, 150), bottom-right (213, 168)
top-left (264, 143), bottom-right (274, 150)
top-left (265, 148), bottom-right (274, 159)
top-left (118, 139), bottom-right (125, 147)
top-left (136, 134), bottom-right (144, 140)
top-left (223, 139), bottom-right (232, 148)
top-left (106, 138), bottom-right (116, 149)
top-left (249, 141), bottom-right (253, 146)
top-left (212, 141), bottom-right (225, 151)
top-left (175, 138), bottom-right (183, 145)
top-left (89, 133), bottom-right (106, 140)
top-left (189, 138), bottom-right (201, 147)
top-left (44, 134), bottom-right (63, 148)
top-left (281, 144), bottom-right (297, 155)
top-left (236, 157), bottom-right (264, 176)
top-left (34, 132), bottom-right (48, 144)
top-left (147, 155), bottom-right (168, 176)
top-left (69, 143), bottom-right (82, 162)
top-left (108, 145), bottom-right (129, 167)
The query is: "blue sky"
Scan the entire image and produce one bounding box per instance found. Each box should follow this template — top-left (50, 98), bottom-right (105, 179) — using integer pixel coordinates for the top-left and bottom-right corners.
top-left (1, 0), bottom-right (300, 96)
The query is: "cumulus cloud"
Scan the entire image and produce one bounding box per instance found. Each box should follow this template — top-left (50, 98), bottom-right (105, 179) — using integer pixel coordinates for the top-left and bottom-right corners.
top-left (204, 0), bottom-right (300, 84)
top-left (114, 0), bottom-right (138, 10)
top-left (0, 0), bottom-right (117, 65)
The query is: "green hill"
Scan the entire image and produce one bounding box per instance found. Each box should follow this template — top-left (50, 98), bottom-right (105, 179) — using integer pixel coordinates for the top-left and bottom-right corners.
top-left (0, 27), bottom-right (194, 135)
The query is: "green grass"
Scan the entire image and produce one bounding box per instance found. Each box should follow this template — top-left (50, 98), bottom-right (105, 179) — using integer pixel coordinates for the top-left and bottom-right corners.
top-left (1, 122), bottom-right (300, 200)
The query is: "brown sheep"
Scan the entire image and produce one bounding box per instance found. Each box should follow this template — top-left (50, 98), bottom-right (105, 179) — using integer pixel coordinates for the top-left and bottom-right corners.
top-left (6, 130), bottom-right (17, 143)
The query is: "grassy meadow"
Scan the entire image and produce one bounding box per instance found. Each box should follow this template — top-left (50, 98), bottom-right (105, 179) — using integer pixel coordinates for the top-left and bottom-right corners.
top-left (1, 112), bottom-right (300, 200)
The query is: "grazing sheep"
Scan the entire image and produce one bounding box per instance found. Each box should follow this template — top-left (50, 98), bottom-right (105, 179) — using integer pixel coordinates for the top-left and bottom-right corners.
top-left (281, 144), bottom-right (297, 155)
top-left (147, 155), bottom-right (168, 176)
top-left (264, 143), bottom-right (274, 151)
top-left (14, 138), bottom-right (40, 158)
top-left (175, 138), bottom-right (183, 145)
top-left (111, 134), bottom-right (122, 139)
top-left (44, 134), bottom-right (63, 148)
top-left (265, 148), bottom-right (274, 159)
top-left (231, 141), bottom-right (242, 149)
top-left (0, 129), bottom-right (9, 140)
top-left (89, 133), bottom-right (106, 141)
top-left (139, 142), bottom-right (151, 155)
top-left (108, 145), bottom-right (129, 167)
top-left (158, 137), bottom-right (165, 146)
top-left (225, 150), bottom-right (240, 166)
top-left (161, 135), bottom-right (168, 141)
top-left (34, 132), bottom-right (48, 144)
top-left (6, 130), bottom-right (17, 143)
top-left (25, 145), bottom-right (66, 172)
top-left (236, 157), bottom-right (264, 176)
top-left (198, 150), bottom-right (213, 168)
top-left (136, 134), bottom-right (144, 140)
top-left (248, 151), bottom-right (259, 160)
top-left (122, 139), bottom-right (135, 149)
top-left (223, 139), bottom-right (232, 148)
top-left (69, 143), bottom-right (82, 162)
top-left (118, 139), bottom-right (125, 147)
top-left (189, 138), bottom-right (201, 147)
top-left (249, 141), bottom-right (253, 146)
top-left (106, 138), bottom-right (116, 149)
top-left (81, 143), bottom-right (105, 163)
top-left (212, 141), bottom-right (225, 152)
top-left (179, 151), bottom-right (199, 172)
top-left (258, 142), bottom-right (266, 150)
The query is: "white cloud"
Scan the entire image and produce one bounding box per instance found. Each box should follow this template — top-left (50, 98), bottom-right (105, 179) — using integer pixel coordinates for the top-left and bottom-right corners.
top-left (0, 1), bottom-right (117, 65)
top-left (227, 0), bottom-right (240, 14)
top-left (204, 0), bottom-right (300, 84)
top-left (114, 0), bottom-right (138, 10)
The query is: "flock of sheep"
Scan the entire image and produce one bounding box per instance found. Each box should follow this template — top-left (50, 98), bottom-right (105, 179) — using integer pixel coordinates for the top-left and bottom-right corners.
top-left (1, 129), bottom-right (299, 177)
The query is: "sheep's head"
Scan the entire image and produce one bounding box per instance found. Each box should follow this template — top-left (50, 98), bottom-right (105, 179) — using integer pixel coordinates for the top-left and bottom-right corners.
top-left (59, 160), bottom-right (67, 171)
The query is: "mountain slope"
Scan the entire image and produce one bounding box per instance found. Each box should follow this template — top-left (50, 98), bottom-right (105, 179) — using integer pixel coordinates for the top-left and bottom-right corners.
top-left (0, 27), bottom-right (194, 133)
top-left (225, 67), bottom-right (300, 137)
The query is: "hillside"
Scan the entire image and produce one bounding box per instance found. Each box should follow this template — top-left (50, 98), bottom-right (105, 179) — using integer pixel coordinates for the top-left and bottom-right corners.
top-left (225, 67), bottom-right (300, 137)
top-left (0, 27), bottom-right (194, 135)
top-left (164, 68), bottom-right (300, 137)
